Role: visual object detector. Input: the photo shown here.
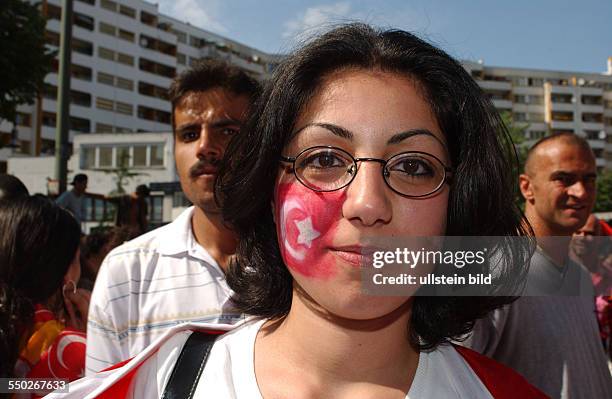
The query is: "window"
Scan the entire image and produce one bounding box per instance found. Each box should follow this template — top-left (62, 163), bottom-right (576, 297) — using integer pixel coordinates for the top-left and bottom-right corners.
top-left (582, 113), bottom-right (603, 123)
top-left (82, 146), bottom-right (96, 168)
top-left (71, 90), bottom-right (91, 107)
top-left (42, 84), bottom-right (57, 100)
top-left (118, 29), bottom-right (135, 42)
top-left (100, 0), bottom-right (117, 12)
top-left (551, 94), bottom-right (573, 104)
top-left (115, 102), bottom-right (133, 115)
top-left (95, 123), bottom-right (113, 133)
top-left (133, 145), bottom-right (147, 166)
top-left (47, 4), bottom-right (61, 20)
top-left (150, 144), bottom-right (164, 166)
top-left (70, 117), bottom-right (90, 133)
top-left (582, 95), bottom-right (602, 105)
top-left (138, 81), bottom-right (169, 100)
top-left (119, 5), bottom-right (136, 19)
top-left (139, 58), bottom-right (175, 78)
top-left (72, 64), bottom-right (92, 81)
top-left (99, 22), bottom-right (116, 36)
top-left (116, 77), bottom-right (134, 91)
top-left (74, 13), bottom-right (94, 31)
top-left (42, 112), bottom-right (56, 127)
top-left (98, 47), bottom-right (115, 61)
top-left (73, 38), bottom-right (93, 55)
top-left (528, 113), bottom-right (544, 122)
top-left (116, 52), bottom-right (134, 66)
top-left (551, 111), bottom-right (573, 122)
top-left (138, 106), bottom-right (171, 124)
top-left (97, 71), bottom-right (114, 86)
top-left (148, 196), bottom-right (163, 222)
top-left (513, 113), bottom-right (527, 122)
top-left (99, 147), bottom-right (113, 167)
top-left (173, 30), bottom-right (187, 44)
top-left (76, 0), bottom-right (95, 5)
top-left (45, 30), bottom-right (60, 47)
top-left (16, 113), bottom-right (31, 127)
top-left (177, 53), bottom-right (186, 65)
top-left (140, 11), bottom-right (157, 27)
top-left (96, 97), bottom-right (114, 111)
top-left (116, 146), bottom-right (130, 167)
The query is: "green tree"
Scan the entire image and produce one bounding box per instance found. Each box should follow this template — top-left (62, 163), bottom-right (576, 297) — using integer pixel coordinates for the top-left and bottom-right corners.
top-left (499, 111), bottom-right (530, 208)
top-left (594, 171), bottom-right (612, 213)
top-left (98, 151), bottom-right (147, 195)
top-left (0, 0), bottom-right (55, 125)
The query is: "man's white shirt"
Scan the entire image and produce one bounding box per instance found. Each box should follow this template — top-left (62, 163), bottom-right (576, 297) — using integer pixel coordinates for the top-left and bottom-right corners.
top-left (85, 207), bottom-right (244, 375)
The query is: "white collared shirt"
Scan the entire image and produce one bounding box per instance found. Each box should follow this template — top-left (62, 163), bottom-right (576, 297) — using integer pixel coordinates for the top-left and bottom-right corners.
top-left (85, 207), bottom-right (244, 375)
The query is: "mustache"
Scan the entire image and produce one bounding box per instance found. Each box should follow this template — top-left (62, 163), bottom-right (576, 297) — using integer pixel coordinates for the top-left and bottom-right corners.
top-left (189, 158), bottom-right (222, 178)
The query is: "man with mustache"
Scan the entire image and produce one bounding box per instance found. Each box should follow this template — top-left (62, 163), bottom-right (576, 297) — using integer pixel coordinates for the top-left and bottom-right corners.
top-left (466, 133), bottom-right (612, 398)
top-left (85, 60), bottom-right (260, 374)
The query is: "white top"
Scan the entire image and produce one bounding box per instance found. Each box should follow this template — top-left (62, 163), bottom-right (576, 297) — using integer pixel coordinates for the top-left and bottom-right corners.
top-left (49, 319), bottom-right (493, 398)
top-left (188, 319), bottom-right (493, 399)
top-left (85, 207), bottom-right (244, 375)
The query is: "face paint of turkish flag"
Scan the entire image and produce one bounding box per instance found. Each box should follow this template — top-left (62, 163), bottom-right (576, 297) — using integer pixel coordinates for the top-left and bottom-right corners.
top-left (275, 182), bottom-right (346, 279)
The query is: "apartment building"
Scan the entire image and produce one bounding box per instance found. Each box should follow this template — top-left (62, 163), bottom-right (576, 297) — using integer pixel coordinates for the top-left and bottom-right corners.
top-left (464, 58), bottom-right (612, 170)
top-left (2, 0), bottom-right (611, 172)
top-left (0, 0), bottom-right (280, 172)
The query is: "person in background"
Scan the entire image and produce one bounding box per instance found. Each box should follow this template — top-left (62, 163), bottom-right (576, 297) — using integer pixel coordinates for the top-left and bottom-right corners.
top-left (56, 173), bottom-right (88, 227)
top-left (0, 196), bottom-right (90, 390)
top-left (85, 59), bottom-right (260, 374)
top-left (571, 214), bottom-right (612, 358)
top-left (0, 173), bottom-right (29, 202)
top-left (466, 134), bottom-right (612, 398)
top-left (78, 226), bottom-right (138, 291)
top-left (113, 184), bottom-right (151, 235)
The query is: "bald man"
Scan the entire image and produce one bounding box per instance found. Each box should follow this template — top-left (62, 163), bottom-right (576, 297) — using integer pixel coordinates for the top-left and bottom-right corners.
top-left (465, 133), bottom-right (612, 398)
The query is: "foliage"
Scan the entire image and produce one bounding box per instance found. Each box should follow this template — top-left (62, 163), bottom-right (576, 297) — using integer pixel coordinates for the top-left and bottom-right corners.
top-left (594, 171), bottom-right (612, 213)
top-left (97, 152), bottom-right (147, 195)
top-left (499, 111), bottom-right (530, 208)
top-left (0, 0), bottom-right (55, 125)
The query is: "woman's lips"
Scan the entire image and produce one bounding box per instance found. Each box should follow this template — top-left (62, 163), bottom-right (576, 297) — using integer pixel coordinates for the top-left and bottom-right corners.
top-left (329, 246), bottom-right (375, 267)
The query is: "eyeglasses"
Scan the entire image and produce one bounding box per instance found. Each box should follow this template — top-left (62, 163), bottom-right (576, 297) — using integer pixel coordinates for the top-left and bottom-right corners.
top-left (280, 146), bottom-right (452, 198)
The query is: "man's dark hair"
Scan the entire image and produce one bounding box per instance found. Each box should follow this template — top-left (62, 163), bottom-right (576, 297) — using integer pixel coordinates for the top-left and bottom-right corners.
top-left (0, 174), bottom-right (29, 202)
top-left (0, 195), bottom-right (80, 377)
top-left (217, 23), bottom-right (533, 351)
top-left (168, 59), bottom-right (261, 132)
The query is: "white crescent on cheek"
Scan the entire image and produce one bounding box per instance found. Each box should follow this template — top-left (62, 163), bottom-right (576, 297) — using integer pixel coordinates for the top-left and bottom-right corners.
top-left (279, 198), bottom-right (307, 261)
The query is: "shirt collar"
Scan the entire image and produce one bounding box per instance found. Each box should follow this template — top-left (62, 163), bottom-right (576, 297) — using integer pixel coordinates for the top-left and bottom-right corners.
top-left (157, 206), bottom-right (220, 268)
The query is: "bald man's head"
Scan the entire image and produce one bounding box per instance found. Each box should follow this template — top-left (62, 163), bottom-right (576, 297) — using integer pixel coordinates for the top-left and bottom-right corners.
top-left (519, 134), bottom-right (596, 236)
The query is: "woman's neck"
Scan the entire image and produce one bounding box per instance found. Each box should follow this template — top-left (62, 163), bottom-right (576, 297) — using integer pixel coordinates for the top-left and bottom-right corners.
top-left (255, 290), bottom-right (418, 398)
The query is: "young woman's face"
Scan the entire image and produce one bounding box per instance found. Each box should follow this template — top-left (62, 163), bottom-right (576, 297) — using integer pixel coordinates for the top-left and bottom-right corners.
top-left (274, 69), bottom-right (450, 320)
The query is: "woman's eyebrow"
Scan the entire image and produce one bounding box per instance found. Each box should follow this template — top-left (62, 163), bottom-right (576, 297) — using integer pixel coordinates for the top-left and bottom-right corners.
top-left (293, 122), bottom-right (353, 140)
top-left (387, 129), bottom-right (444, 146)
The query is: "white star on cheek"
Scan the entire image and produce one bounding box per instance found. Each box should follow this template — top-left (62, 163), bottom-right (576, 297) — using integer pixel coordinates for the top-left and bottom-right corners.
top-left (294, 217), bottom-right (321, 248)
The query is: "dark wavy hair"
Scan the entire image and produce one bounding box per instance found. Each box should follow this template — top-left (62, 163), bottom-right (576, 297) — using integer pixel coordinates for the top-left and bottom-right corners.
top-left (0, 195), bottom-right (81, 377)
top-left (217, 23), bottom-right (532, 350)
top-left (168, 58), bottom-right (261, 133)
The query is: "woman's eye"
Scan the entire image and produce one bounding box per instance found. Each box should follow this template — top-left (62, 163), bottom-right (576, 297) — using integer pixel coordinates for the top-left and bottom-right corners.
top-left (302, 153), bottom-right (345, 169)
top-left (390, 158), bottom-right (433, 176)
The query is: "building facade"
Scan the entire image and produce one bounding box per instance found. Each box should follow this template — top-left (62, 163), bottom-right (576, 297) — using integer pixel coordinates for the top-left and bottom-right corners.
top-left (464, 58), bottom-right (612, 170)
top-left (2, 0), bottom-right (611, 173)
top-left (0, 0), bottom-right (280, 171)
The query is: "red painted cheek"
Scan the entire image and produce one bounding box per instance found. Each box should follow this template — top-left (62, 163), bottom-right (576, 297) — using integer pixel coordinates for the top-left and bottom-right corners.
top-left (275, 183), bottom-right (346, 279)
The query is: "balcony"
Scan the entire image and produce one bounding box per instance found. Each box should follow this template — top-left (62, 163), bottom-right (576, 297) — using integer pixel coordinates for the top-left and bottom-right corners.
top-left (478, 80), bottom-right (512, 91)
top-left (492, 99), bottom-right (512, 109)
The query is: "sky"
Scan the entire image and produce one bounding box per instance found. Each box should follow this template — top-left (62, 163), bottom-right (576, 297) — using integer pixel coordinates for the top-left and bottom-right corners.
top-left (152, 0), bottom-right (612, 74)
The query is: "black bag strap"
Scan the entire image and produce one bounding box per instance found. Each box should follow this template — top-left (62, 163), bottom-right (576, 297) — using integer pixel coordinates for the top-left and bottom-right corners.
top-left (161, 331), bottom-right (218, 399)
